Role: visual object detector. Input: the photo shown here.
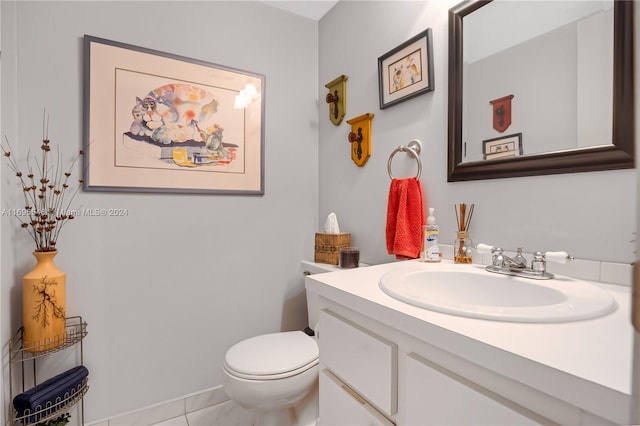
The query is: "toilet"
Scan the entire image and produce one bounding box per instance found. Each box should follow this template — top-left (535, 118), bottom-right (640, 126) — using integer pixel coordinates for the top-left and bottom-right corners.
top-left (222, 261), bottom-right (333, 426)
top-left (223, 331), bottom-right (319, 425)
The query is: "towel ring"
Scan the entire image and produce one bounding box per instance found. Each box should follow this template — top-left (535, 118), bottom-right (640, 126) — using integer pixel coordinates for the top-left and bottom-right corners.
top-left (388, 139), bottom-right (422, 180)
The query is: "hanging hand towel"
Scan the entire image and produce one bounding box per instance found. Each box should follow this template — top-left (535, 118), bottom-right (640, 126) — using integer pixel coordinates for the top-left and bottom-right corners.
top-left (386, 178), bottom-right (425, 259)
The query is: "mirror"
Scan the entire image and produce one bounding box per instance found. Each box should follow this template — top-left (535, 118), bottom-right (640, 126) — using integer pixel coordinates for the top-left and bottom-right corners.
top-left (448, 0), bottom-right (634, 181)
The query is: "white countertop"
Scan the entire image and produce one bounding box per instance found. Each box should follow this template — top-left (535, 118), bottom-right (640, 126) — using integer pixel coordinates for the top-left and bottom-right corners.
top-left (305, 259), bottom-right (633, 423)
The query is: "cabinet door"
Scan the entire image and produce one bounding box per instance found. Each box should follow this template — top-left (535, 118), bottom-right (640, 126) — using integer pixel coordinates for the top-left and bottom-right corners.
top-left (404, 353), bottom-right (546, 426)
top-left (319, 309), bottom-right (397, 417)
top-left (320, 370), bottom-right (394, 426)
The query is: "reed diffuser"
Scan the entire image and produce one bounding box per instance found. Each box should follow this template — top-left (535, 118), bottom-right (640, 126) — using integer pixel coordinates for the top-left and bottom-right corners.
top-left (454, 203), bottom-right (474, 264)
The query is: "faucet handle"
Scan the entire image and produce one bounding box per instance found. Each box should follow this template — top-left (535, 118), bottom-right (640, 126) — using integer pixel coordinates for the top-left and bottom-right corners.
top-left (544, 251), bottom-right (574, 264)
top-left (476, 245), bottom-right (507, 268)
top-left (532, 252), bottom-right (546, 273)
top-left (475, 243), bottom-right (494, 255)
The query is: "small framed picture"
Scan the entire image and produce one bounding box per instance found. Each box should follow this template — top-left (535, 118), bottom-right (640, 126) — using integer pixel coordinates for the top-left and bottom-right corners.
top-left (483, 133), bottom-right (523, 160)
top-left (378, 28), bottom-right (434, 109)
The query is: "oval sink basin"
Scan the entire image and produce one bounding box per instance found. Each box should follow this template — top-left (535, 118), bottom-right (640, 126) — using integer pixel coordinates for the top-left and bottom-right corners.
top-left (379, 265), bottom-right (617, 323)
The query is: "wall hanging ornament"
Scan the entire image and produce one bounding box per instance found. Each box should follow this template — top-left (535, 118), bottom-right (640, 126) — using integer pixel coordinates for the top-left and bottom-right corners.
top-left (489, 94), bottom-right (514, 133)
top-left (22, 250), bottom-right (66, 352)
top-left (325, 75), bottom-right (348, 125)
top-left (346, 113), bottom-right (374, 167)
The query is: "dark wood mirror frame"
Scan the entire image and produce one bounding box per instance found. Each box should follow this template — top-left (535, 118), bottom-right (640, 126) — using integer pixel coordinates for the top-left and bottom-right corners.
top-left (448, 0), bottom-right (634, 182)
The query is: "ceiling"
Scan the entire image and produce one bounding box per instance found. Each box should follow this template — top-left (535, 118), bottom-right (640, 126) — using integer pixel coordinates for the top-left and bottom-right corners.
top-left (261, 0), bottom-right (339, 20)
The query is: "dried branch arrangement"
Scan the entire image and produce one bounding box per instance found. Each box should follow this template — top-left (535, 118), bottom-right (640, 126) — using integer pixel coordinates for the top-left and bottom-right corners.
top-left (2, 117), bottom-right (83, 252)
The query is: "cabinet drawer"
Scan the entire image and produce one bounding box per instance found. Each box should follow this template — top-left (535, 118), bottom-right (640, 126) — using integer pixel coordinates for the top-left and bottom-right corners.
top-left (319, 309), bottom-right (397, 417)
top-left (319, 370), bottom-right (394, 426)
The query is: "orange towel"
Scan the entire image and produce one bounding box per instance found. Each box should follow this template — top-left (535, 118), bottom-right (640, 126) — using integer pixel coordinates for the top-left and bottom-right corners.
top-left (386, 178), bottom-right (425, 259)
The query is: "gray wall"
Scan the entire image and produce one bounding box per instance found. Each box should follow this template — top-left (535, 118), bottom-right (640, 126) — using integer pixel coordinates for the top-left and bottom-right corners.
top-left (1, 1), bottom-right (319, 422)
top-left (1, 0), bottom-right (638, 424)
top-left (465, 23), bottom-right (577, 160)
top-left (318, 0), bottom-right (637, 267)
top-left (464, 9), bottom-right (613, 161)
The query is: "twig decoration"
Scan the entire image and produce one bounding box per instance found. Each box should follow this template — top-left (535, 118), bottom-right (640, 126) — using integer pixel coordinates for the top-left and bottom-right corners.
top-left (455, 203), bottom-right (475, 232)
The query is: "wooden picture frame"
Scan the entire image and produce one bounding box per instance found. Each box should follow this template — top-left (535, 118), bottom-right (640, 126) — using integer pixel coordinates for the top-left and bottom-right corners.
top-left (378, 28), bottom-right (434, 109)
top-left (83, 35), bottom-right (265, 195)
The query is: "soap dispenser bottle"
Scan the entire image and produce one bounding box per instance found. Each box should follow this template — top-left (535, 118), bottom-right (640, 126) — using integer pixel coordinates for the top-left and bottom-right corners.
top-left (423, 208), bottom-right (441, 262)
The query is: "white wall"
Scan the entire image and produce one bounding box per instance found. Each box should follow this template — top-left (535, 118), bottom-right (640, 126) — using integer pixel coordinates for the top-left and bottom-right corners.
top-left (318, 0), bottom-right (637, 266)
top-left (1, 1), bottom-right (319, 422)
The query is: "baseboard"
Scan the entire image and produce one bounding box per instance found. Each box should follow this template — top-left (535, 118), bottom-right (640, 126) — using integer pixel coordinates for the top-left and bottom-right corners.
top-left (87, 385), bottom-right (231, 426)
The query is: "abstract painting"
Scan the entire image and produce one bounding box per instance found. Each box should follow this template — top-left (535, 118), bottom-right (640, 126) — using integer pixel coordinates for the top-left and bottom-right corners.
top-left (83, 36), bottom-right (265, 194)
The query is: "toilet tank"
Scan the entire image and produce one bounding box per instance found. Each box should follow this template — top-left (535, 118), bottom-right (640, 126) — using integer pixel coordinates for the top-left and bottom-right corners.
top-left (301, 260), bottom-right (339, 332)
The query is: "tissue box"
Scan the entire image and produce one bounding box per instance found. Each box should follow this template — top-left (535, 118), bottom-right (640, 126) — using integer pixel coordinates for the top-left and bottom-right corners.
top-left (314, 233), bottom-right (351, 265)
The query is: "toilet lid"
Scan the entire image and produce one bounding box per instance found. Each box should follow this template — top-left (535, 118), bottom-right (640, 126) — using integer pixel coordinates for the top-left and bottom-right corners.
top-left (224, 331), bottom-right (318, 377)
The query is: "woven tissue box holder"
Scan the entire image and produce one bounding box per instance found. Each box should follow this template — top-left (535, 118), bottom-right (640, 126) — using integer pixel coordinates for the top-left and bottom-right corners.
top-left (314, 232), bottom-right (351, 265)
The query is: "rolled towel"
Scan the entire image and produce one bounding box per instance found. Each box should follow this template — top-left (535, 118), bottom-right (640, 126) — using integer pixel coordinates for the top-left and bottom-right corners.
top-left (13, 365), bottom-right (88, 423)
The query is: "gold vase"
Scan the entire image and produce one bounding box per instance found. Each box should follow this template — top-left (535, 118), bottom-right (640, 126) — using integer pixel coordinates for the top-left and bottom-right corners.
top-left (22, 250), bottom-right (66, 352)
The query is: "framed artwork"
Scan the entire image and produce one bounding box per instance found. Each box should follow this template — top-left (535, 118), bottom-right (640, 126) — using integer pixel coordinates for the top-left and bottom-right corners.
top-left (378, 28), bottom-right (434, 109)
top-left (83, 35), bottom-right (265, 194)
top-left (483, 133), bottom-right (523, 160)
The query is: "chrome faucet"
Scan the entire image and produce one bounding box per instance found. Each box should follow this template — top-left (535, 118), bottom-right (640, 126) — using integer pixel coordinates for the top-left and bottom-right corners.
top-left (491, 247), bottom-right (527, 269)
top-left (477, 244), bottom-right (573, 280)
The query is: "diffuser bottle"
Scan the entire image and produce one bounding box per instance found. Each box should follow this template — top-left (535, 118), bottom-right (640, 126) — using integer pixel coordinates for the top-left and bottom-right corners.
top-left (454, 203), bottom-right (475, 264)
top-left (422, 208), bottom-right (441, 262)
top-left (454, 232), bottom-right (473, 264)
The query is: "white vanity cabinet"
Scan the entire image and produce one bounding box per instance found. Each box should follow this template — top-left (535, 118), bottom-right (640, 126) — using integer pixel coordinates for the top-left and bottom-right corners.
top-left (318, 307), bottom-right (548, 425)
top-left (318, 309), bottom-right (396, 425)
top-left (307, 261), bottom-right (630, 426)
top-left (403, 353), bottom-right (544, 425)
top-left (319, 370), bottom-right (394, 426)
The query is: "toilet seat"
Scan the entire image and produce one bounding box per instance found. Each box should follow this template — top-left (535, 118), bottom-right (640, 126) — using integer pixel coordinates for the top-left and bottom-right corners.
top-left (224, 331), bottom-right (319, 381)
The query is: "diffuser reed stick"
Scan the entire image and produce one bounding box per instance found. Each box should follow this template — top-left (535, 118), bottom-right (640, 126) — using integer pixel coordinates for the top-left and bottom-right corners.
top-left (454, 203), bottom-right (474, 263)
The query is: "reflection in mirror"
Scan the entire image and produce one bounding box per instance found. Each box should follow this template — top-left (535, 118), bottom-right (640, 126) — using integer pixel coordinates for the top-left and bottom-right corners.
top-left (448, 0), bottom-right (634, 181)
top-left (464, 1), bottom-right (613, 161)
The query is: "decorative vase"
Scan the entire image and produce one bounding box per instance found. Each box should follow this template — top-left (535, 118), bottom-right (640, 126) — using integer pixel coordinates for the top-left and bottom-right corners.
top-left (22, 250), bottom-right (66, 352)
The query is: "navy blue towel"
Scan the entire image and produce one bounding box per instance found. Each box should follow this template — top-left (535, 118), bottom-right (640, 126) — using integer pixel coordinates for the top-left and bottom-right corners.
top-left (13, 365), bottom-right (88, 423)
